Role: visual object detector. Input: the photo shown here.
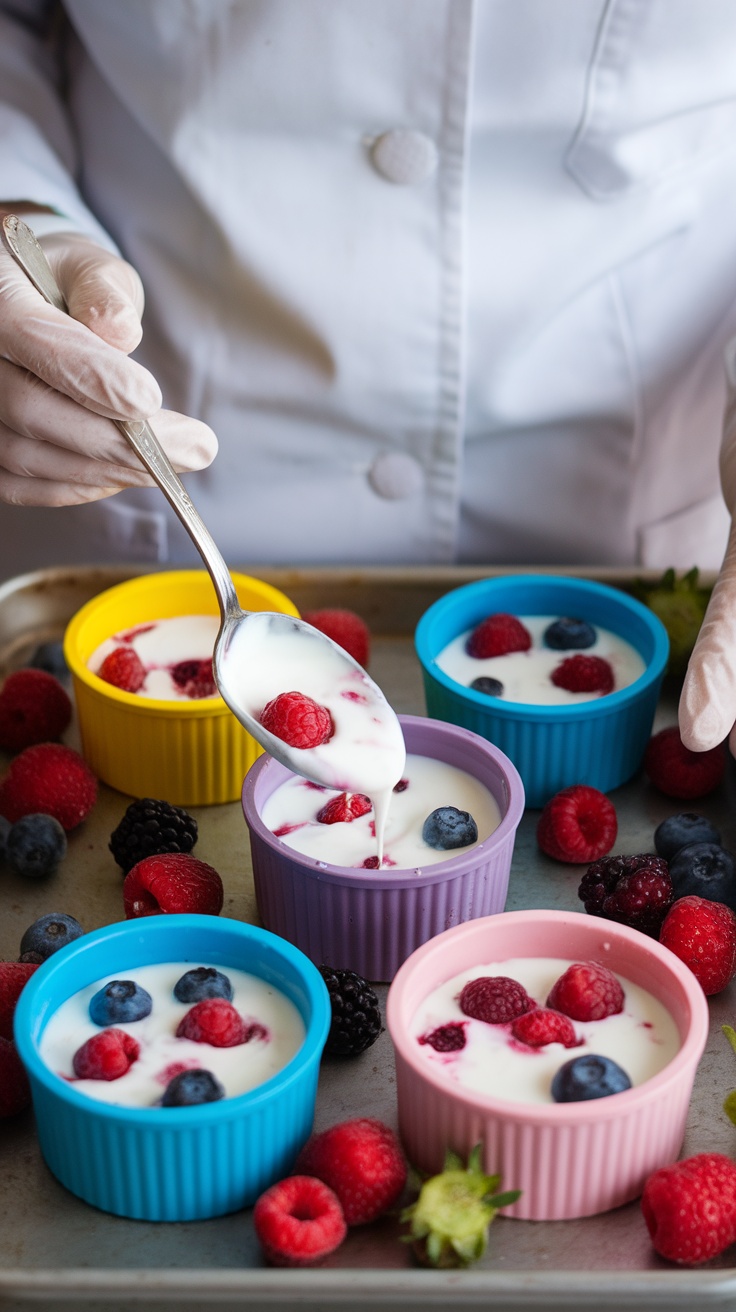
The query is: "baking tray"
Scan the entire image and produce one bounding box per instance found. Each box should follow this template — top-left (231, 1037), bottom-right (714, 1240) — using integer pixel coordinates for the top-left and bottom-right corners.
top-left (0, 564), bottom-right (735, 1312)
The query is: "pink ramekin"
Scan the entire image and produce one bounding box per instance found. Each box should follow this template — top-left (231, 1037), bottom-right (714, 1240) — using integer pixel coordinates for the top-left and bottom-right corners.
top-left (241, 715), bottom-right (525, 983)
top-left (386, 909), bottom-right (709, 1220)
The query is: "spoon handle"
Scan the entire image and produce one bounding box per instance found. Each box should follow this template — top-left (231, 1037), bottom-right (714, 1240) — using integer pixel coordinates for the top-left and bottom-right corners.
top-left (1, 214), bottom-right (241, 623)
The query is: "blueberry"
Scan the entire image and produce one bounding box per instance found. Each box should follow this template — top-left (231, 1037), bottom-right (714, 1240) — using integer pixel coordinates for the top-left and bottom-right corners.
top-left (469, 676), bottom-right (504, 697)
top-left (19, 911), bottom-right (84, 962)
top-left (543, 618), bottom-right (597, 650)
top-left (89, 979), bottom-right (153, 1025)
top-left (6, 813), bottom-right (67, 878)
top-left (173, 966), bottom-right (233, 1003)
top-left (668, 842), bottom-right (736, 910)
top-left (551, 1054), bottom-right (631, 1102)
top-left (0, 815), bottom-right (10, 864)
top-left (28, 639), bottom-right (69, 681)
top-left (422, 806), bottom-right (479, 851)
top-left (162, 1068), bottom-right (225, 1106)
top-left (654, 812), bottom-right (721, 861)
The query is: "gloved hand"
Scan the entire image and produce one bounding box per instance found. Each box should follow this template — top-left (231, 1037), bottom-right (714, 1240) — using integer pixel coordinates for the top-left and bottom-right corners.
top-left (0, 228), bottom-right (217, 506)
top-left (679, 339), bottom-right (736, 756)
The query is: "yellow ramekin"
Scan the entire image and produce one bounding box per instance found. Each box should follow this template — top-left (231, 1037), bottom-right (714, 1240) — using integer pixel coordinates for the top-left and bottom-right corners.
top-left (64, 570), bottom-right (300, 806)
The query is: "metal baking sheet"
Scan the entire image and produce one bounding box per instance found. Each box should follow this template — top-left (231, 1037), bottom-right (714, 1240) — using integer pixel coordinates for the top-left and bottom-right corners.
top-left (0, 564), bottom-right (735, 1312)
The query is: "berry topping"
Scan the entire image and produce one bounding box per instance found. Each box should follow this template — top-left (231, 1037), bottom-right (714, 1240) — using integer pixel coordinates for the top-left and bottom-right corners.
top-left (543, 617), bottom-right (596, 650)
top-left (176, 998), bottom-right (249, 1046)
top-left (89, 980), bottom-right (153, 1026)
top-left (459, 976), bottom-right (535, 1025)
top-left (296, 1116), bottom-right (407, 1226)
top-left (510, 1008), bottom-right (578, 1049)
top-left (361, 855), bottom-right (380, 869)
top-left (302, 608), bottom-right (371, 669)
top-left (0, 669), bottom-right (72, 752)
top-left (19, 912), bottom-right (84, 963)
top-left (537, 785), bottom-right (618, 864)
top-left (173, 967), bottom-right (233, 1003)
top-left (161, 1068), bottom-right (225, 1106)
top-left (123, 853), bottom-right (224, 918)
top-left (641, 1152), bottom-right (736, 1266)
top-left (550, 654), bottom-right (614, 695)
top-left (0, 1037), bottom-right (31, 1118)
top-left (668, 842), bottom-right (736, 910)
top-left (170, 658), bottom-right (217, 699)
top-left (260, 691), bottom-right (334, 749)
top-left (109, 797), bottom-right (198, 873)
top-left (73, 1028), bottom-right (140, 1080)
top-left (318, 965), bottom-right (382, 1057)
top-left (253, 1175), bottom-right (347, 1267)
top-left (0, 743), bottom-right (97, 830)
top-left (465, 613), bottom-right (532, 659)
top-left (418, 1022), bottom-right (467, 1052)
top-left (6, 813), bottom-right (67, 878)
top-left (654, 812), bottom-right (721, 861)
top-left (422, 806), bottom-right (479, 851)
top-left (469, 676), bottom-right (504, 697)
top-left (546, 961), bottom-right (624, 1021)
top-left (659, 895), bottom-right (736, 995)
top-left (98, 646), bottom-right (146, 693)
top-left (316, 793), bottom-right (372, 825)
top-left (399, 1145), bottom-right (520, 1268)
top-left (551, 1053), bottom-right (631, 1102)
top-left (644, 725), bottom-right (725, 799)
top-left (0, 962), bottom-right (38, 1040)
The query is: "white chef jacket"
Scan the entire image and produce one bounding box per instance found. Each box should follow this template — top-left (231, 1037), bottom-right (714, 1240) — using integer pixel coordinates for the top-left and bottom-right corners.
top-left (0, 0), bottom-right (735, 578)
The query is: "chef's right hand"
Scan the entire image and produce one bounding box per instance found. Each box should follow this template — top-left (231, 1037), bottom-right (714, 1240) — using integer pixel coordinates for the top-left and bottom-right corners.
top-left (0, 228), bottom-right (217, 506)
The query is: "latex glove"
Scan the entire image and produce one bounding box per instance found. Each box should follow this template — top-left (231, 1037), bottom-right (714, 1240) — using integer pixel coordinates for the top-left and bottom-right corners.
top-left (679, 338), bottom-right (736, 755)
top-left (0, 229), bottom-right (217, 506)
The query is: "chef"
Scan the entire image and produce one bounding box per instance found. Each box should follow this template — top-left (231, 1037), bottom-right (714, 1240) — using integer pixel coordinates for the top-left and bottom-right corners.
top-left (0, 0), bottom-right (734, 753)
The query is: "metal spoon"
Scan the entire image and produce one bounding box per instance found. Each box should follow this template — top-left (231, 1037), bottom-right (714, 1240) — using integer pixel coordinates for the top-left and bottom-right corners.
top-left (2, 214), bottom-right (405, 794)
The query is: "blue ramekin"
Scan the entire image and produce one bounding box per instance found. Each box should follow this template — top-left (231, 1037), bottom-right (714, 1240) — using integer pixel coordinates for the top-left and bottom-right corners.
top-left (415, 574), bottom-right (669, 808)
top-left (14, 915), bottom-right (330, 1222)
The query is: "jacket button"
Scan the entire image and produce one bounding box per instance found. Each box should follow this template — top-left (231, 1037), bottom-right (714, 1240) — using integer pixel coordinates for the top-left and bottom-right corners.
top-left (370, 130), bottom-right (438, 185)
top-left (368, 452), bottom-right (424, 500)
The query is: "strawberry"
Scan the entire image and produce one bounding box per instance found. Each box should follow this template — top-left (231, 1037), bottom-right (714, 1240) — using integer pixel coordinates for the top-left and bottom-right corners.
top-left (98, 646), bottom-right (146, 693)
top-left (0, 669), bottom-right (72, 752)
top-left (465, 613), bottom-right (531, 659)
top-left (316, 792), bottom-right (372, 824)
top-left (644, 725), bottom-right (725, 800)
top-left (72, 1028), bottom-right (140, 1081)
top-left (659, 895), bottom-right (736, 995)
top-left (550, 654), bottom-right (614, 695)
top-left (537, 785), bottom-right (618, 864)
top-left (123, 853), bottom-right (224, 918)
top-left (302, 609), bottom-right (371, 669)
top-left (0, 1037), bottom-right (31, 1117)
top-left (170, 659), bottom-right (217, 699)
top-left (176, 998), bottom-right (250, 1047)
top-left (0, 743), bottom-right (97, 831)
top-left (400, 1145), bottom-right (520, 1268)
top-left (546, 961), bottom-right (624, 1021)
top-left (253, 1175), bottom-right (347, 1267)
top-left (260, 691), bottom-right (334, 749)
top-left (458, 976), bottom-right (535, 1025)
top-left (510, 1008), bottom-right (578, 1048)
top-left (296, 1117), bottom-right (407, 1225)
top-left (0, 962), bottom-right (38, 1040)
top-left (641, 1153), bottom-right (736, 1265)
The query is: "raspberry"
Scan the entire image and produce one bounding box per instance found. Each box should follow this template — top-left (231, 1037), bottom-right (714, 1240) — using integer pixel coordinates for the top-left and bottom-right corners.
top-left (0, 743), bottom-right (98, 831)
top-left (176, 998), bottom-right (249, 1046)
top-left (260, 691), bottom-right (334, 749)
top-left (73, 1028), bottom-right (140, 1080)
top-left (109, 797), bottom-right (198, 873)
top-left (123, 853), bottom-right (224, 918)
top-left (98, 646), bottom-right (146, 693)
top-left (296, 1117), bottom-right (407, 1226)
top-left (0, 669), bottom-right (72, 751)
top-left (578, 853), bottom-right (674, 937)
top-left (644, 725), bottom-right (725, 799)
top-left (537, 785), bottom-right (618, 864)
top-left (0, 1037), bottom-right (31, 1117)
top-left (641, 1153), bottom-right (736, 1265)
top-left (0, 962), bottom-right (38, 1040)
top-left (546, 961), bottom-right (624, 1021)
top-left (550, 654), bottom-right (614, 695)
top-left (170, 659), bottom-right (217, 699)
top-left (302, 609), bottom-right (371, 669)
top-left (458, 976), bottom-right (535, 1025)
top-left (659, 895), bottom-right (736, 995)
top-left (510, 1008), bottom-right (578, 1048)
top-left (318, 965), bottom-right (382, 1057)
top-left (465, 613), bottom-right (531, 659)
top-left (418, 1022), bottom-right (467, 1052)
top-left (316, 793), bottom-right (372, 825)
top-left (253, 1176), bottom-right (347, 1267)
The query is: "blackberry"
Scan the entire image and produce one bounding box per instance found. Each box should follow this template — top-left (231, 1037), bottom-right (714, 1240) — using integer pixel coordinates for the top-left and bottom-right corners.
top-left (318, 965), bottom-right (382, 1057)
top-left (109, 797), bottom-right (198, 873)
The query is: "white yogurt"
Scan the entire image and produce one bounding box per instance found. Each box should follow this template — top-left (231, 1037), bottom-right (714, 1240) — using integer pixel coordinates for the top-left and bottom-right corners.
top-left (410, 957), bottom-right (680, 1105)
top-left (89, 616), bottom-right (219, 701)
top-left (436, 616), bottom-right (646, 705)
top-left (261, 752), bottom-right (502, 871)
top-left (40, 961), bottom-right (306, 1107)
